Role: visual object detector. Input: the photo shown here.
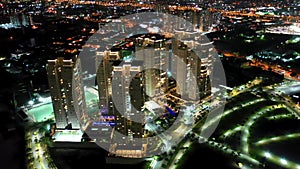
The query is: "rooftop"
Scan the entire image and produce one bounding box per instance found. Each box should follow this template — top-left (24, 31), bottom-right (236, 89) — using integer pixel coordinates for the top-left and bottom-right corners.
top-left (53, 129), bottom-right (83, 142)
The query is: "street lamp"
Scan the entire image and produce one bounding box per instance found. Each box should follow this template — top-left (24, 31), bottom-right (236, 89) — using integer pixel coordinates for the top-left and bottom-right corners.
top-left (280, 159), bottom-right (287, 165)
top-left (264, 152), bottom-right (271, 158)
top-left (38, 97), bottom-right (45, 103)
top-left (28, 100), bottom-right (34, 106)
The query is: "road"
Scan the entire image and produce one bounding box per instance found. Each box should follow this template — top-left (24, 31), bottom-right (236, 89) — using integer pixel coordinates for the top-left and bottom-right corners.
top-left (168, 141), bottom-right (191, 169)
top-left (26, 127), bottom-right (57, 169)
top-left (240, 104), bottom-right (285, 154)
top-left (274, 83), bottom-right (300, 95)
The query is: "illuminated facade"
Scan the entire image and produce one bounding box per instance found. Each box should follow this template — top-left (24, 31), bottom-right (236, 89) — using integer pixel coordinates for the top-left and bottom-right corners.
top-left (172, 30), bottom-right (212, 99)
top-left (96, 50), bottom-right (147, 157)
top-left (96, 50), bottom-right (121, 114)
top-left (46, 57), bottom-right (86, 130)
top-left (112, 61), bottom-right (144, 123)
top-left (110, 61), bottom-right (147, 158)
top-left (94, 32), bottom-right (212, 158)
top-left (135, 34), bottom-right (170, 98)
top-left (197, 10), bottom-right (220, 32)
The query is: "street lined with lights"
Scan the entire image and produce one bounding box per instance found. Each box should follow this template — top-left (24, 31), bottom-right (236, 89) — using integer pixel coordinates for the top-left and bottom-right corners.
top-left (254, 133), bottom-right (300, 146)
top-left (259, 151), bottom-right (300, 169)
top-left (170, 80), bottom-right (300, 169)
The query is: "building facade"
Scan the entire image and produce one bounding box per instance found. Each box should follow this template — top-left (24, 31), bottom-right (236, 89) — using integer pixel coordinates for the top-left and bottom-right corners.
top-left (46, 57), bottom-right (86, 130)
top-left (135, 34), bottom-right (170, 98)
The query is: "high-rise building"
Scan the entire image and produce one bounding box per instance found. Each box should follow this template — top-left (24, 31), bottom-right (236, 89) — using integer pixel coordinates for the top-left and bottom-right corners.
top-left (9, 14), bottom-right (20, 27)
top-left (96, 50), bottom-right (121, 114)
top-left (94, 32), bottom-right (212, 158)
top-left (135, 34), bottom-right (170, 98)
top-left (112, 61), bottom-right (144, 121)
top-left (46, 57), bottom-right (86, 130)
top-left (95, 50), bottom-right (147, 157)
top-left (172, 38), bottom-right (201, 100)
top-left (172, 29), bottom-right (212, 99)
top-left (109, 61), bottom-right (147, 158)
top-left (189, 10), bottom-right (221, 32)
top-left (21, 14), bottom-right (29, 27)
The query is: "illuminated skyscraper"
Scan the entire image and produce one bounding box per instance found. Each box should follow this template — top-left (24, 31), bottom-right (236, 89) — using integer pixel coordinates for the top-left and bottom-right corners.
top-left (46, 57), bottom-right (86, 130)
top-left (94, 32), bottom-right (212, 158)
top-left (172, 38), bottom-right (201, 100)
top-left (135, 34), bottom-right (170, 98)
top-left (109, 61), bottom-right (147, 158)
top-left (96, 50), bottom-right (146, 157)
top-left (9, 14), bottom-right (20, 27)
top-left (96, 50), bottom-right (121, 114)
top-left (112, 61), bottom-right (145, 127)
top-left (172, 29), bottom-right (212, 99)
